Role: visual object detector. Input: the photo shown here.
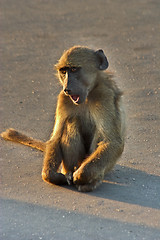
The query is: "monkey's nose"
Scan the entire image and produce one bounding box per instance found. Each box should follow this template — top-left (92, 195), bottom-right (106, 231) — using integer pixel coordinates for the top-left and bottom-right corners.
top-left (64, 88), bottom-right (72, 95)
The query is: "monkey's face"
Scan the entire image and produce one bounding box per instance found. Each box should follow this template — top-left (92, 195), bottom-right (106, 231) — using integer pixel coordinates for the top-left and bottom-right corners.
top-left (56, 46), bottom-right (109, 105)
top-left (58, 66), bottom-right (95, 105)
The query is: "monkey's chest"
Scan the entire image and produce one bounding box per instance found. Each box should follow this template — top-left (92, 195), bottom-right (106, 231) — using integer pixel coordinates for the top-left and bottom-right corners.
top-left (79, 114), bottom-right (96, 154)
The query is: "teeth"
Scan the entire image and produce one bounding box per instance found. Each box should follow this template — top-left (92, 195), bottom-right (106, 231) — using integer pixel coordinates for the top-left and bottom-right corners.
top-left (75, 97), bottom-right (79, 102)
top-left (71, 95), bottom-right (79, 103)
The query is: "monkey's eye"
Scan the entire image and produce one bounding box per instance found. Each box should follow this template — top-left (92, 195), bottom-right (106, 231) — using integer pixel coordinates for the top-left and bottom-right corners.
top-left (70, 67), bottom-right (78, 72)
top-left (60, 68), bottom-right (67, 74)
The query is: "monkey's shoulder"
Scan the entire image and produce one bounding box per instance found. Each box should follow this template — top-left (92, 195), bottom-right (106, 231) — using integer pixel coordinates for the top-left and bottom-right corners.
top-left (89, 76), bottom-right (122, 107)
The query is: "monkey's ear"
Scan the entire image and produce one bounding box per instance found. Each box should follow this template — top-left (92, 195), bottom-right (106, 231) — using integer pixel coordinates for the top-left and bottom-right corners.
top-left (95, 49), bottom-right (109, 70)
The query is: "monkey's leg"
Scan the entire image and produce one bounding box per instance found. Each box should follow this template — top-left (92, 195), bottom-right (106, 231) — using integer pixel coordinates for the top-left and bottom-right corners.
top-left (42, 139), bottom-right (68, 185)
top-left (61, 120), bottom-right (86, 174)
top-left (1, 128), bottom-right (45, 151)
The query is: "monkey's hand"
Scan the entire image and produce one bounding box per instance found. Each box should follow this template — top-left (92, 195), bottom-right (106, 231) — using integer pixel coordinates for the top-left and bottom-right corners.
top-left (65, 172), bottom-right (73, 185)
top-left (73, 166), bottom-right (85, 184)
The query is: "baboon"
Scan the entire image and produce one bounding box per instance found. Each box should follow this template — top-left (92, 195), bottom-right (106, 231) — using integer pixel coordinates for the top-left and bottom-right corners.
top-left (1, 46), bottom-right (125, 192)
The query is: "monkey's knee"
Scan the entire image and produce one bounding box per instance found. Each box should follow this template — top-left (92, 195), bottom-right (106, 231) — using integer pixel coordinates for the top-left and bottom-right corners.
top-left (42, 169), bottom-right (67, 185)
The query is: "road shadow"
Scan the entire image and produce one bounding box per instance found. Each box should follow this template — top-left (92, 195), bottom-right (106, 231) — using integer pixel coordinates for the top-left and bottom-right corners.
top-left (1, 198), bottom-right (160, 240)
top-left (87, 165), bottom-right (160, 210)
top-left (66, 164), bottom-right (160, 210)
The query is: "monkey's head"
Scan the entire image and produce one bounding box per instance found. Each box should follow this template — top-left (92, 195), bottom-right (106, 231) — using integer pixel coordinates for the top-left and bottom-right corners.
top-left (55, 46), bottom-right (109, 105)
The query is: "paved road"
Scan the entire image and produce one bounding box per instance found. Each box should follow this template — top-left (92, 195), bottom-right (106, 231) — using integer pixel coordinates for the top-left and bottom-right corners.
top-left (0, 0), bottom-right (160, 239)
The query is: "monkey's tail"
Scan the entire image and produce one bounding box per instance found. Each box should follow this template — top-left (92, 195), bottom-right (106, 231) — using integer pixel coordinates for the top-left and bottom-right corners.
top-left (1, 128), bottom-right (46, 152)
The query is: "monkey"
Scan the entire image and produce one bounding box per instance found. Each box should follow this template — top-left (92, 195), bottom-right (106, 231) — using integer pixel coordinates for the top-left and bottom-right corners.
top-left (1, 46), bottom-right (125, 192)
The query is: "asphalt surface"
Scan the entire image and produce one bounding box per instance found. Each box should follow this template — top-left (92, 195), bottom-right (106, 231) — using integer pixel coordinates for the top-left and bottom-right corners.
top-left (0, 0), bottom-right (160, 239)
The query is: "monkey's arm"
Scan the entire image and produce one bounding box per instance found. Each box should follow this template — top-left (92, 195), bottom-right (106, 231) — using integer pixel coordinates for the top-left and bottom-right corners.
top-left (73, 139), bottom-right (123, 191)
top-left (73, 131), bottom-right (124, 192)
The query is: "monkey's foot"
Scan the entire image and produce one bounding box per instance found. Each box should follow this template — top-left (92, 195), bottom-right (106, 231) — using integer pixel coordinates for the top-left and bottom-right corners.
top-left (76, 180), bottom-right (102, 192)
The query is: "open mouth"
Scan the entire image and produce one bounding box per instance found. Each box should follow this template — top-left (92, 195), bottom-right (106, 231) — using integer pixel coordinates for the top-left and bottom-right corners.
top-left (70, 95), bottom-right (80, 103)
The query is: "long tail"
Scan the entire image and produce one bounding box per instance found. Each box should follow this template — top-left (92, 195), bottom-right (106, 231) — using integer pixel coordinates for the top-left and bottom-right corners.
top-left (1, 128), bottom-right (46, 152)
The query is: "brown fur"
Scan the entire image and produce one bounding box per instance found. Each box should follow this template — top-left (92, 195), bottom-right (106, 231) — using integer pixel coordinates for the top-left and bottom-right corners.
top-left (1, 46), bottom-right (125, 192)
